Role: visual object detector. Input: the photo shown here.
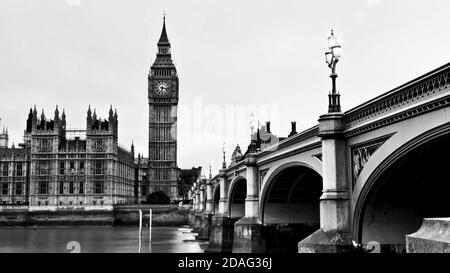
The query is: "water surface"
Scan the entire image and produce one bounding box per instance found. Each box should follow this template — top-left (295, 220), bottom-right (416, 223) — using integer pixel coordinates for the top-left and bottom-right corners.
top-left (0, 226), bottom-right (208, 253)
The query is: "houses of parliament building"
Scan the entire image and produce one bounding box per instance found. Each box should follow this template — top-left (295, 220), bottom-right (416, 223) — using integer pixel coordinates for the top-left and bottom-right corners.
top-left (0, 17), bottom-right (183, 206)
top-left (0, 106), bottom-right (139, 206)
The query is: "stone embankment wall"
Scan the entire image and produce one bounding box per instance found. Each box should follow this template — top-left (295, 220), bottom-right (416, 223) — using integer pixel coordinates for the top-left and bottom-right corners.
top-left (0, 205), bottom-right (192, 226)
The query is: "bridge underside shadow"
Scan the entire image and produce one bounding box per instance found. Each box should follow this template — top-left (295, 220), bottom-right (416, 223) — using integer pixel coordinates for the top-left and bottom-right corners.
top-left (229, 178), bottom-right (246, 225)
top-left (358, 133), bottom-right (450, 253)
top-left (262, 166), bottom-right (322, 253)
top-left (213, 186), bottom-right (219, 215)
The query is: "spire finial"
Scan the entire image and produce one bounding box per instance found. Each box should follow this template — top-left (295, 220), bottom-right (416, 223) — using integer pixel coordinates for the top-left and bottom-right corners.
top-left (163, 10), bottom-right (166, 22)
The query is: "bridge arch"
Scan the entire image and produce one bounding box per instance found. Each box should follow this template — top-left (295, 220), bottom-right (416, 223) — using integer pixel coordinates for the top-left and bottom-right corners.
top-left (259, 160), bottom-right (322, 213)
top-left (227, 176), bottom-right (247, 219)
top-left (352, 122), bottom-right (450, 252)
top-left (259, 162), bottom-right (323, 252)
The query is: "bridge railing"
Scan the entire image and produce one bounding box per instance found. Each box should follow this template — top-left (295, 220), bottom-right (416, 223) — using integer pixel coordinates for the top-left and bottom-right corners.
top-left (344, 63), bottom-right (450, 129)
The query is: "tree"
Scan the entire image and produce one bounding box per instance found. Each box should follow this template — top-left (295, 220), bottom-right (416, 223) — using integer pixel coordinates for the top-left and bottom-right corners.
top-left (147, 190), bottom-right (170, 204)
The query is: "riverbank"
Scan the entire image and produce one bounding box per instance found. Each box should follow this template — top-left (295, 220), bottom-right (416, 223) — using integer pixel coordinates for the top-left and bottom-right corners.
top-left (0, 205), bottom-right (192, 226)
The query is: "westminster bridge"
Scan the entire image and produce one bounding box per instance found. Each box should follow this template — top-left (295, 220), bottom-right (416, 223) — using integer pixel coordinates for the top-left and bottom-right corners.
top-left (189, 62), bottom-right (450, 253)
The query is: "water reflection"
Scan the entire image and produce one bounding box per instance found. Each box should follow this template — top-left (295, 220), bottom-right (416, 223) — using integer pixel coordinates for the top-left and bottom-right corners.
top-left (0, 226), bottom-right (208, 253)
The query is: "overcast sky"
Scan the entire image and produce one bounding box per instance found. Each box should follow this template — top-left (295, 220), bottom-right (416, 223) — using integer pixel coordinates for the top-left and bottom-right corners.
top-left (1, 0), bottom-right (449, 174)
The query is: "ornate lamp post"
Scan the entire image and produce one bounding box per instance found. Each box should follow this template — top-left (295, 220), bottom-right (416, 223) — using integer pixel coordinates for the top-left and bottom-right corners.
top-left (248, 113), bottom-right (260, 153)
top-left (248, 113), bottom-right (257, 137)
top-left (222, 142), bottom-right (227, 169)
top-left (298, 29), bottom-right (352, 253)
top-left (325, 29), bottom-right (342, 113)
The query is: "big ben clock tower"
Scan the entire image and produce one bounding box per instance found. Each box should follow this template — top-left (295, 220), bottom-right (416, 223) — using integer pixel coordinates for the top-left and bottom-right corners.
top-left (148, 16), bottom-right (179, 199)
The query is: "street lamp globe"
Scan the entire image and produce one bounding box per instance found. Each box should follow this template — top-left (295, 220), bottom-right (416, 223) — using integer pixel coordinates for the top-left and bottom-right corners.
top-left (327, 29), bottom-right (338, 49)
top-left (249, 112), bottom-right (257, 134)
top-left (332, 44), bottom-right (342, 60)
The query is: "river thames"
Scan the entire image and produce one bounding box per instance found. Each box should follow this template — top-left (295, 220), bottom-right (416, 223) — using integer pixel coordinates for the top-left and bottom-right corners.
top-left (0, 226), bottom-right (208, 253)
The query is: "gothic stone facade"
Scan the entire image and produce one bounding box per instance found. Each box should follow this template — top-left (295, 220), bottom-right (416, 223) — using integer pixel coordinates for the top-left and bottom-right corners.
top-left (0, 145), bottom-right (30, 205)
top-left (135, 155), bottom-right (149, 204)
top-left (0, 106), bottom-right (137, 206)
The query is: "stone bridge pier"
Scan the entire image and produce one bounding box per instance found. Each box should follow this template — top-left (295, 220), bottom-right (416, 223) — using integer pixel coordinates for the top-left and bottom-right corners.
top-left (232, 154), bottom-right (264, 252)
top-left (197, 178), bottom-right (214, 240)
top-left (192, 187), bottom-right (203, 233)
top-left (207, 169), bottom-right (234, 252)
top-left (297, 112), bottom-right (352, 253)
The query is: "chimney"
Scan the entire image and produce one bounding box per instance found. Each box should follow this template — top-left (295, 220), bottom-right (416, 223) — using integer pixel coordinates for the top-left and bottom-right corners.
top-left (288, 121), bottom-right (297, 137)
top-left (265, 121), bottom-right (271, 133)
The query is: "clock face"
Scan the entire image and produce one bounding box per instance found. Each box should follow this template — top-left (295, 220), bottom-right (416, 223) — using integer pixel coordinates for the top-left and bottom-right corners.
top-left (155, 81), bottom-right (169, 95)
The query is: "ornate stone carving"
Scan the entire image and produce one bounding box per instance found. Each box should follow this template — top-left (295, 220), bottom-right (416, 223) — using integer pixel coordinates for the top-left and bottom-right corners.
top-left (259, 169), bottom-right (268, 187)
top-left (230, 144), bottom-right (243, 165)
top-left (351, 137), bottom-right (391, 187)
top-left (313, 154), bottom-right (322, 162)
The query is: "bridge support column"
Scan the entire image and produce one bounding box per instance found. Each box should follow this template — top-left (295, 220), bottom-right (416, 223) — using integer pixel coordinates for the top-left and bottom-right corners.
top-left (197, 180), bottom-right (214, 240)
top-left (299, 113), bottom-right (352, 253)
top-left (233, 154), bottom-right (264, 253)
top-left (193, 192), bottom-right (202, 233)
top-left (188, 194), bottom-right (196, 226)
top-left (193, 194), bottom-right (198, 211)
top-left (208, 169), bottom-right (234, 252)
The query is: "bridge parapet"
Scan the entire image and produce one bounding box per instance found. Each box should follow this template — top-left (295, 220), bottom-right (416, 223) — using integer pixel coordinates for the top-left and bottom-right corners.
top-left (344, 63), bottom-right (450, 135)
top-left (257, 125), bottom-right (320, 160)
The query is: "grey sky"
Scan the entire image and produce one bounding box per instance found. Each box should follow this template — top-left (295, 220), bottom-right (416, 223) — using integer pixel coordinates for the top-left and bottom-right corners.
top-left (0, 0), bottom-right (449, 174)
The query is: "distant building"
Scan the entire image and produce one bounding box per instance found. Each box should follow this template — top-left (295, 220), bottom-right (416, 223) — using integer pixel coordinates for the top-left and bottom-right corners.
top-left (135, 155), bottom-right (149, 204)
top-left (0, 106), bottom-right (137, 206)
top-left (0, 126), bottom-right (8, 148)
top-left (0, 143), bottom-right (30, 205)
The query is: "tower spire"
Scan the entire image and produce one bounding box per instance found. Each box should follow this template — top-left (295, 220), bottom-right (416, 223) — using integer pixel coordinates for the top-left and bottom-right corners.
top-left (158, 15), bottom-right (169, 45)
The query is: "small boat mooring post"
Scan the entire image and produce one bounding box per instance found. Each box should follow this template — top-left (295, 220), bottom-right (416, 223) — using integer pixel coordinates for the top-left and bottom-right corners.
top-left (138, 209), bottom-right (143, 253)
top-left (149, 209), bottom-right (152, 244)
